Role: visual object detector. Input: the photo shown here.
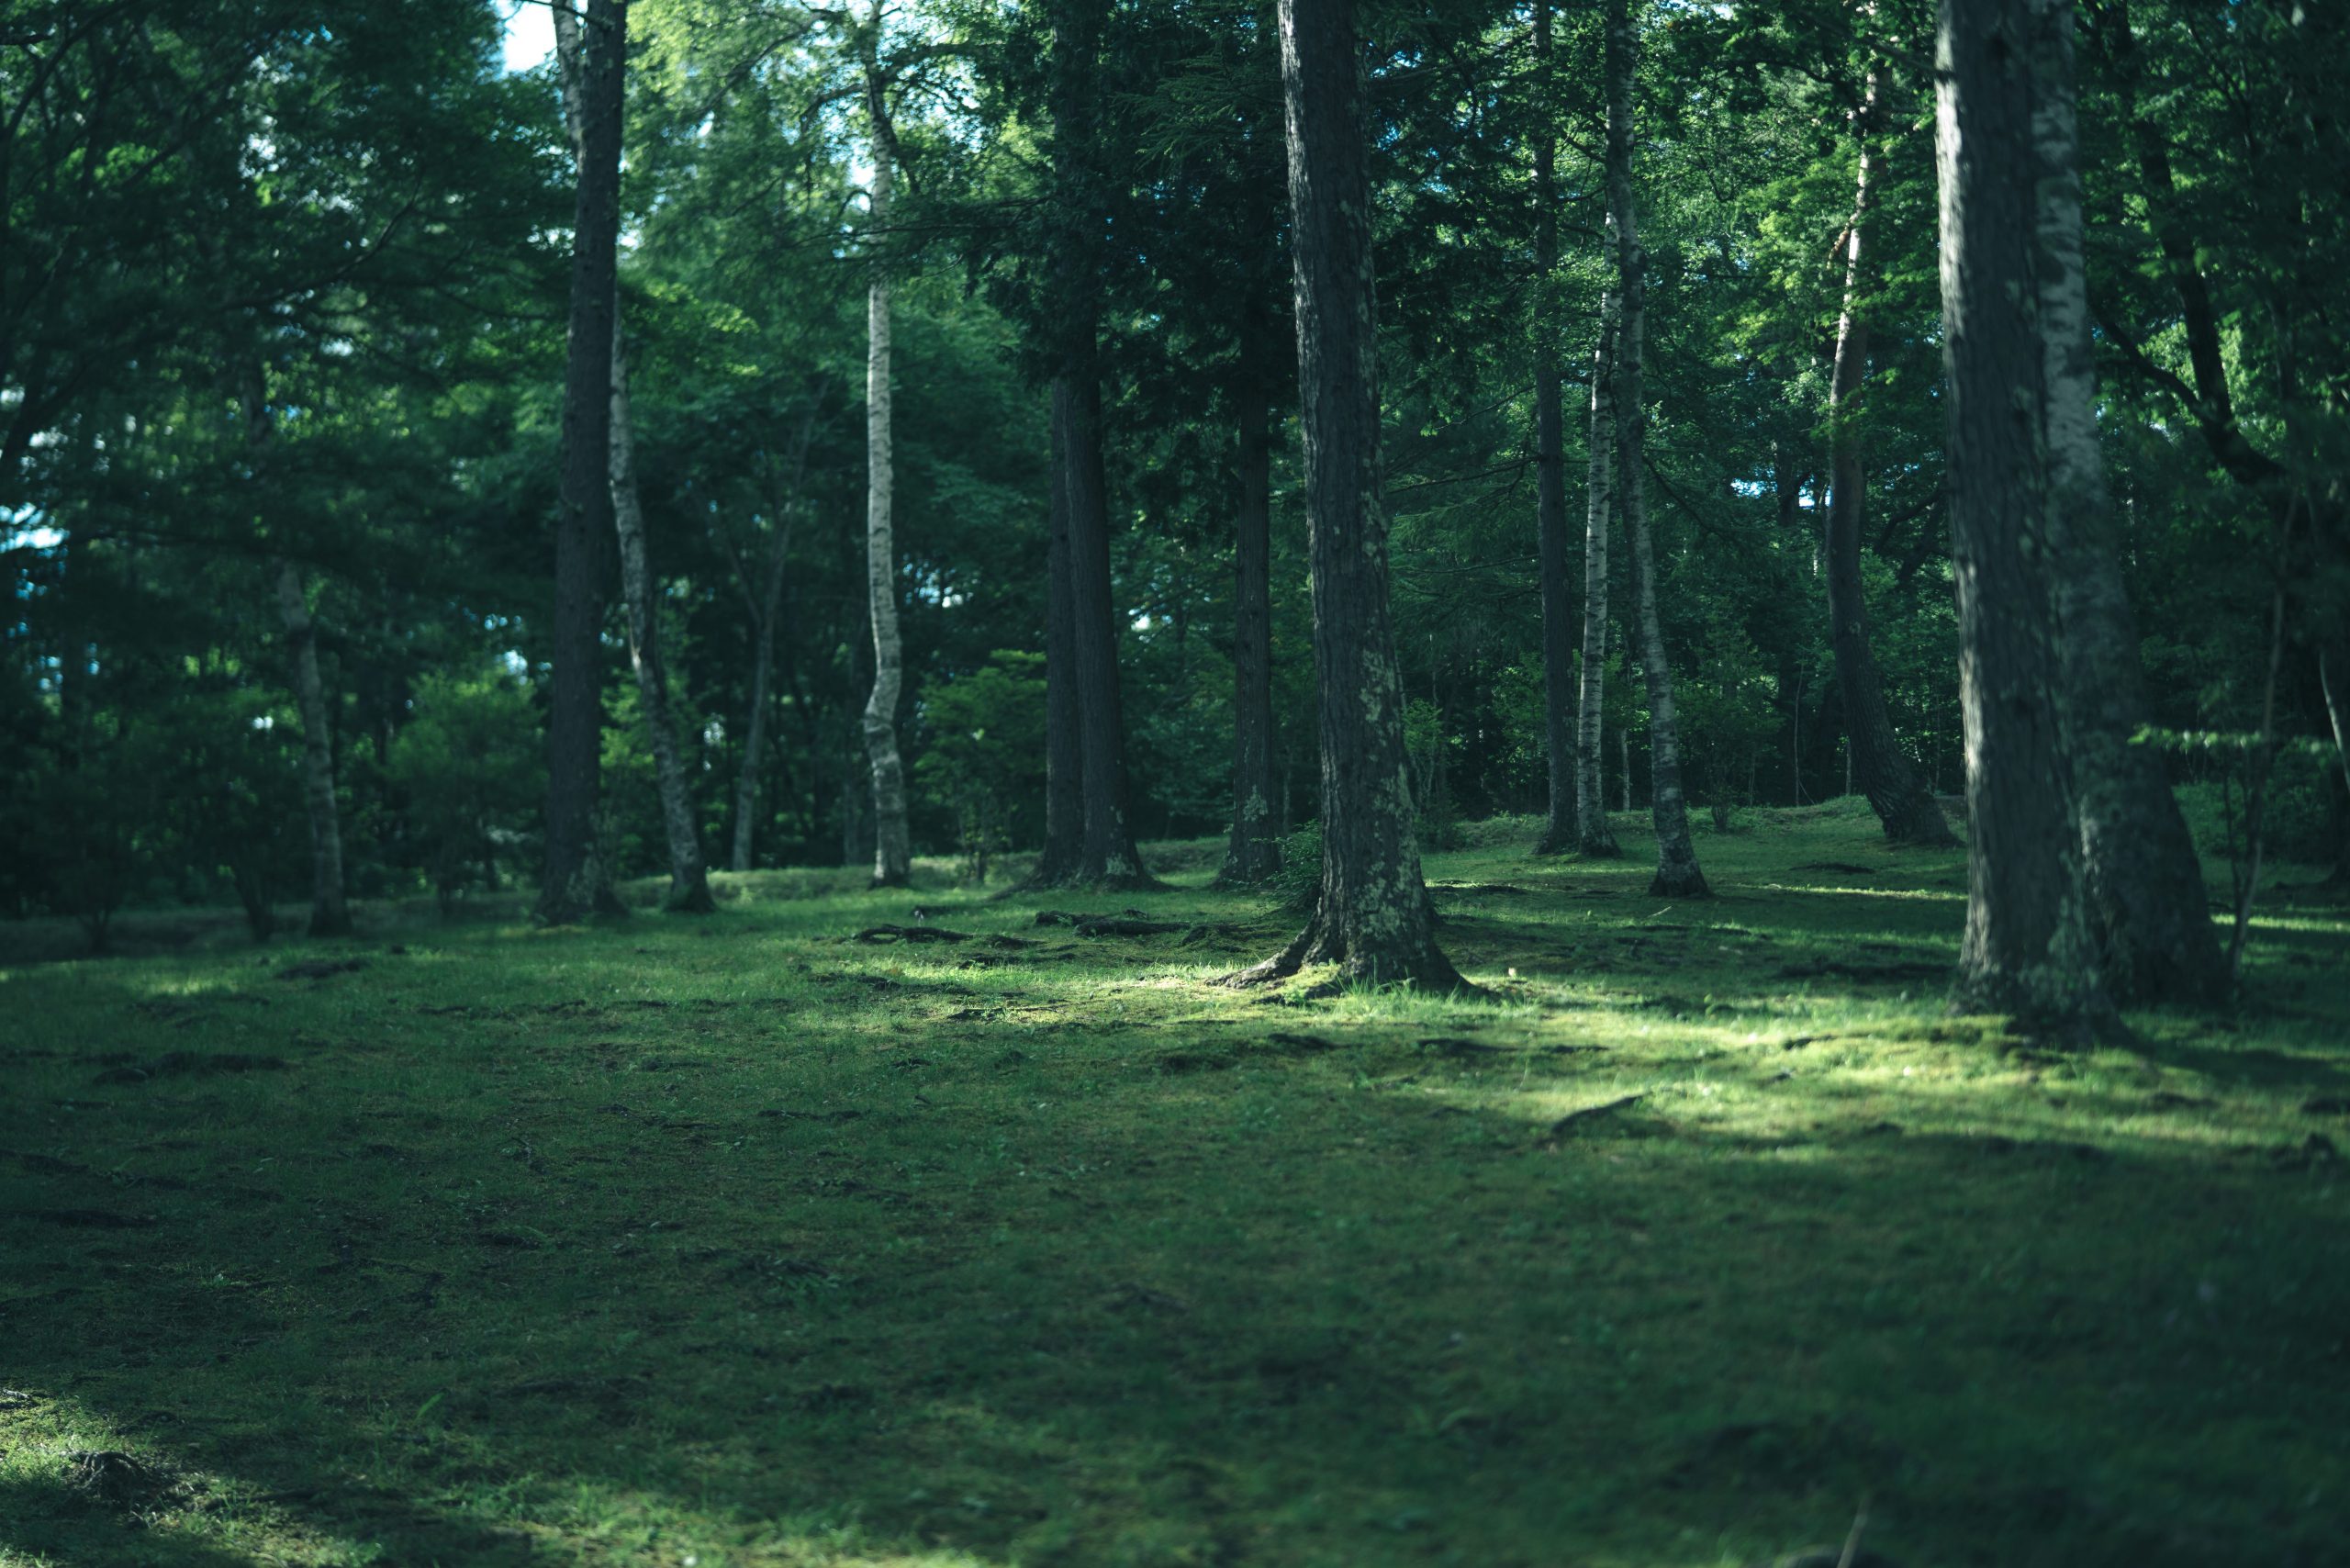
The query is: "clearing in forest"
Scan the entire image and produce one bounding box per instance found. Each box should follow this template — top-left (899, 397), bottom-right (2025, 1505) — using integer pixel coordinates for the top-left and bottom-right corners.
top-left (1, 807), bottom-right (2344, 1567)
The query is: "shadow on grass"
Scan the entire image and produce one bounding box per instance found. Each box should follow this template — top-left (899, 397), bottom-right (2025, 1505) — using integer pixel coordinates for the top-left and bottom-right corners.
top-left (4, 1046), bottom-right (2343, 1567)
top-left (2, 821), bottom-right (2344, 1567)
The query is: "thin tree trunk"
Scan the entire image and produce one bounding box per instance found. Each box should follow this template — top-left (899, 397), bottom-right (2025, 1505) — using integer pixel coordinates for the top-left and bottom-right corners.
top-left (1934, 0), bottom-right (2100, 1025)
top-left (575, 0), bottom-right (710, 914)
top-left (1046, 1), bottom-right (1150, 890)
top-left (1236, 0), bottom-right (1464, 991)
top-left (1606, 0), bottom-right (1707, 899)
top-left (539, 0), bottom-right (626, 925)
top-left (731, 494), bottom-right (798, 874)
top-left (243, 366), bottom-right (352, 940)
top-left (860, 32), bottom-right (912, 889)
top-left (274, 560), bottom-right (352, 937)
top-left (1055, 371), bottom-right (1150, 886)
top-left (1034, 400), bottom-right (1083, 885)
top-left (1220, 375), bottom-right (1281, 884)
top-left (1533, 0), bottom-right (1579, 856)
top-left (2323, 645), bottom-right (2350, 800)
top-left (2028, 0), bottom-right (2224, 1003)
top-left (609, 332), bottom-right (714, 913)
top-left (2227, 566), bottom-right (2291, 979)
top-left (1576, 299), bottom-right (1622, 857)
top-left (1826, 68), bottom-right (1955, 847)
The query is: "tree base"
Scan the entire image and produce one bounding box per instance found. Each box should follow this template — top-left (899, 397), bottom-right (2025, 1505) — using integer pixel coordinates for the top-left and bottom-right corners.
top-left (1578, 835), bottom-right (1624, 859)
top-left (305, 907), bottom-right (354, 939)
top-left (1878, 795), bottom-right (1957, 848)
top-left (1648, 864), bottom-right (1711, 898)
top-left (664, 874), bottom-right (718, 914)
top-left (1223, 908), bottom-right (1480, 996)
top-left (1948, 966), bottom-right (2115, 1044)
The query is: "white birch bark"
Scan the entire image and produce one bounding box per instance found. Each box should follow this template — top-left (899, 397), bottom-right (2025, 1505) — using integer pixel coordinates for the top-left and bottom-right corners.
top-left (1576, 293), bottom-right (1620, 857)
top-left (1606, 0), bottom-right (1707, 897)
top-left (2322, 647), bottom-right (2350, 799)
top-left (859, 12), bottom-right (912, 887)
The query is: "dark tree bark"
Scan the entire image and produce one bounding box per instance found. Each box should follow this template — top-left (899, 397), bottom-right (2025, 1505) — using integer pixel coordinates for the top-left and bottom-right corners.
top-left (1056, 373), bottom-right (1151, 887)
top-left (538, 0), bottom-right (627, 925)
top-left (556, 0), bottom-right (706, 914)
top-left (1606, 0), bottom-right (1707, 898)
top-left (1824, 69), bottom-right (1956, 848)
top-left (1033, 404), bottom-right (1084, 886)
top-left (1046, 3), bottom-right (1150, 890)
top-left (611, 310), bottom-right (713, 915)
top-left (2029, 0), bottom-right (2225, 1003)
top-left (1532, 0), bottom-right (1579, 857)
top-left (726, 413), bottom-right (810, 873)
top-left (274, 560), bottom-right (352, 937)
top-left (244, 369), bottom-right (352, 939)
top-left (1234, 0), bottom-right (1465, 991)
top-left (1934, 0), bottom-right (2100, 1024)
top-left (1220, 368), bottom-right (1281, 885)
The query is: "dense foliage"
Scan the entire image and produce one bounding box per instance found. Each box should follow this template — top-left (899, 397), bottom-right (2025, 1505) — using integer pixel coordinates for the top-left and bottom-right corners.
top-left (4, 0), bottom-right (2344, 942)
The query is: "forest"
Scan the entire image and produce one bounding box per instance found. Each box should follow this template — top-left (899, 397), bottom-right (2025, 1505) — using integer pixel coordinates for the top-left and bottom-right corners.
top-left (2, 0), bottom-right (2346, 1563)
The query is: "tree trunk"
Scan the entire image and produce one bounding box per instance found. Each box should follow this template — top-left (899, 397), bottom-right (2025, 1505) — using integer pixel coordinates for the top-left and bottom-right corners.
top-left (573, 0), bottom-right (710, 914)
top-left (1533, 0), bottom-right (1579, 857)
top-left (2028, 0), bottom-right (2224, 1004)
top-left (1825, 69), bottom-right (1956, 847)
top-left (730, 507), bottom-right (793, 873)
top-left (1034, 400), bottom-right (1084, 885)
top-left (274, 560), bottom-right (352, 937)
top-left (2323, 644), bottom-right (2350, 801)
top-left (859, 38), bottom-right (912, 889)
top-left (609, 331), bottom-right (714, 913)
top-left (1220, 376), bottom-right (1281, 884)
top-left (1045, 2), bottom-right (1150, 890)
top-left (1236, 0), bottom-right (1464, 991)
top-left (1606, 0), bottom-right (1707, 899)
top-left (538, 0), bottom-right (626, 925)
top-left (1056, 370), bottom-right (1150, 886)
top-left (1934, 0), bottom-right (2100, 1025)
top-left (1576, 300), bottom-right (1622, 857)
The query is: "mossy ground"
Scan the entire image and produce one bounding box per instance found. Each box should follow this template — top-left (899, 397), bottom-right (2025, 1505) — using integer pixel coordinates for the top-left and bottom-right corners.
top-left (3, 803), bottom-right (2344, 1567)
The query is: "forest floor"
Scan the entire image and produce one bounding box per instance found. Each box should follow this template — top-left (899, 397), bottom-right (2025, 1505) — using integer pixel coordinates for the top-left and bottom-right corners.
top-left (2, 801), bottom-right (2345, 1568)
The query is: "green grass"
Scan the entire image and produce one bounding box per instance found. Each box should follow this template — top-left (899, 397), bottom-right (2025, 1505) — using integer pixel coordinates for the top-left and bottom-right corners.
top-left (3, 806), bottom-right (2345, 1567)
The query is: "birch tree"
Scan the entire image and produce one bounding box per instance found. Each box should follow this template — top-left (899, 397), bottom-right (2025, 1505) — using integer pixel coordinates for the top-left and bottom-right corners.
top-left (1606, 0), bottom-right (1707, 898)
top-left (1576, 295), bottom-right (1622, 858)
top-left (857, 0), bottom-right (912, 889)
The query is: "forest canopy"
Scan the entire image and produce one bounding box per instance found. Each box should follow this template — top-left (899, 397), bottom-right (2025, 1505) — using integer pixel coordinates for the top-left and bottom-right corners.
top-left (2, 0), bottom-right (2344, 981)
